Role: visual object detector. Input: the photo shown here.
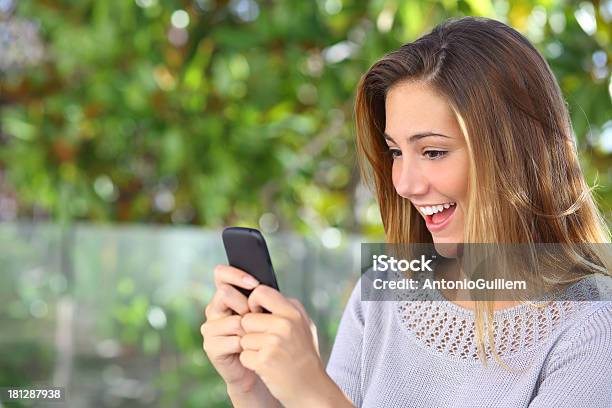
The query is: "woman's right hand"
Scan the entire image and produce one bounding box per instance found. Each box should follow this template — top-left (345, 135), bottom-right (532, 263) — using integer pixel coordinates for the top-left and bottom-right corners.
top-left (201, 264), bottom-right (261, 392)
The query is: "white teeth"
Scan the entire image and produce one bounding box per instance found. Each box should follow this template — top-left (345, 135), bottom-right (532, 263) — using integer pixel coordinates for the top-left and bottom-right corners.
top-left (418, 202), bottom-right (455, 215)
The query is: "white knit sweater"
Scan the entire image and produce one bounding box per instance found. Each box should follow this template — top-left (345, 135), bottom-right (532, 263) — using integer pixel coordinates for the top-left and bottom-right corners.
top-left (326, 272), bottom-right (612, 407)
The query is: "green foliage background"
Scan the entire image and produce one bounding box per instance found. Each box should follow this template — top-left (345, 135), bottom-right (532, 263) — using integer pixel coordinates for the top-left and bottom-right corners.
top-left (1, 0), bottom-right (610, 233)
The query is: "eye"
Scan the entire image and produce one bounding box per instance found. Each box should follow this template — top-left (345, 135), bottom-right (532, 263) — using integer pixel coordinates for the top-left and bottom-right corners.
top-left (384, 148), bottom-right (402, 160)
top-left (424, 150), bottom-right (447, 160)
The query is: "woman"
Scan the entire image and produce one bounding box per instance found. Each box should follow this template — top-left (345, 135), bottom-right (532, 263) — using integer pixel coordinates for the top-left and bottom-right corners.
top-left (201, 16), bottom-right (612, 407)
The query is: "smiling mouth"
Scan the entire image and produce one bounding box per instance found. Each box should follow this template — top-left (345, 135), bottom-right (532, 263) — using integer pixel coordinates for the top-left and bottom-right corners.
top-left (417, 202), bottom-right (456, 218)
top-left (426, 205), bottom-right (456, 225)
top-left (415, 202), bottom-right (457, 232)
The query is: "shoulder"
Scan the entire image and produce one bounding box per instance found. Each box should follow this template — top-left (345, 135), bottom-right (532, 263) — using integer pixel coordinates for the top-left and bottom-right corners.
top-left (546, 301), bottom-right (612, 367)
top-left (338, 271), bottom-right (390, 325)
top-left (559, 301), bottom-right (612, 344)
top-left (544, 274), bottom-right (612, 352)
top-left (554, 273), bottom-right (612, 348)
top-left (335, 276), bottom-right (365, 329)
top-left (532, 301), bottom-right (612, 407)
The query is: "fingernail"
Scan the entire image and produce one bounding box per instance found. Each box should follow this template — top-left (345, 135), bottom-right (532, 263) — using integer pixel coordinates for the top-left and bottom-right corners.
top-left (242, 276), bottom-right (259, 288)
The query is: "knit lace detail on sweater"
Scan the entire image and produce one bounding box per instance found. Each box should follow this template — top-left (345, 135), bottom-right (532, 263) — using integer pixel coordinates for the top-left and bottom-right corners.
top-left (393, 271), bottom-right (611, 361)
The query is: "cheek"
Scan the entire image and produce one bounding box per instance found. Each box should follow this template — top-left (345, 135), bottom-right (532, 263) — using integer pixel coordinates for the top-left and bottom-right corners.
top-left (442, 154), bottom-right (469, 200)
top-left (391, 162), bottom-right (401, 189)
top-left (456, 158), bottom-right (470, 201)
top-left (458, 176), bottom-right (469, 200)
top-left (442, 171), bottom-right (466, 198)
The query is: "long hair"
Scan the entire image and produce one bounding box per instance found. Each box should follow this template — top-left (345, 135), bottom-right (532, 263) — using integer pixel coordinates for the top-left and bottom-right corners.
top-left (354, 16), bottom-right (611, 366)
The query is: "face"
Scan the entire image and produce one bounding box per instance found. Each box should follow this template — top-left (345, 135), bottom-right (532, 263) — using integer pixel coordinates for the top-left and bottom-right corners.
top-left (384, 80), bottom-right (469, 251)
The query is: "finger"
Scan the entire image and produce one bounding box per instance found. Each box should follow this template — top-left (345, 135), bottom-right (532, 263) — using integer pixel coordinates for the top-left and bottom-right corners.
top-left (248, 299), bottom-right (265, 314)
top-left (241, 312), bottom-right (287, 334)
top-left (247, 285), bottom-right (300, 319)
top-left (205, 284), bottom-right (251, 320)
top-left (287, 298), bottom-right (309, 322)
top-left (205, 290), bottom-right (232, 320)
top-left (203, 335), bottom-right (242, 357)
top-left (240, 333), bottom-right (281, 351)
top-left (201, 315), bottom-right (245, 338)
top-left (239, 349), bottom-right (259, 371)
top-left (213, 264), bottom-right (260, 291)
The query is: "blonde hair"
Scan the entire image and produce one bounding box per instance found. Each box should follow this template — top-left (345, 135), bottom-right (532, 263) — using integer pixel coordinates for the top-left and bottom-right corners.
top-left (354, 16), bottom-right (611, 366)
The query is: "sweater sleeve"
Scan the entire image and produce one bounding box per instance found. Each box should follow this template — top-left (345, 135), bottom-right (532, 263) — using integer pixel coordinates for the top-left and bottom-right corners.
top-left (529, 302), bottom-right (612, 408)
top-left (325, 277), bottom-right (364, 407)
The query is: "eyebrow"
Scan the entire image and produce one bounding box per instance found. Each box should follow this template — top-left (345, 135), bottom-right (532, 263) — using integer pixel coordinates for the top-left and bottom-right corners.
top-left (383, 131), bottom-right (452, 143)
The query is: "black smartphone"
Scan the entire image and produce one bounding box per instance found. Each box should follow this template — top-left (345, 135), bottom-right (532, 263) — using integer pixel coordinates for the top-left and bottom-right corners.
top-left (222, 226), bottom-right (280, 307)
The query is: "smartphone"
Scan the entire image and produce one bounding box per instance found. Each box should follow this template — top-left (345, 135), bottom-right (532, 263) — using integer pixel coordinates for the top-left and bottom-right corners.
top-left (222, 227), bottom-right (280, 308)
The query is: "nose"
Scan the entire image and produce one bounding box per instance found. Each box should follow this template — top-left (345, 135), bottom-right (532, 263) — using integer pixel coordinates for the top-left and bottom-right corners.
top-left (393, 160), bottom-right (429, 199)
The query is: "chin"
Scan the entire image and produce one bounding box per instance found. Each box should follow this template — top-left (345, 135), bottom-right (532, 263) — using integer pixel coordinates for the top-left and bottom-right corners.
top-left (432, 240), bottom-right (459, 259)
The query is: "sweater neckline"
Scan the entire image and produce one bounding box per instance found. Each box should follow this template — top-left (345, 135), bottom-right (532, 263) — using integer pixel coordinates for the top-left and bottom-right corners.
top-left (391, 269), bottom-right (609, 361)
top-left (392, 265), bottom-right (608, 323)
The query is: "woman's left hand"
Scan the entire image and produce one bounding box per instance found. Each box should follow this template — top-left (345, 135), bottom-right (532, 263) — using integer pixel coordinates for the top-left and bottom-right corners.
top-left (239, 284), bottom-right (336, 408)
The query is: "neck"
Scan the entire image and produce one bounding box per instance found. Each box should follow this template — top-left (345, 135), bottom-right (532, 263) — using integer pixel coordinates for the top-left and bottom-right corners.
top-left (434, 258), bottom-right (521, 311)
